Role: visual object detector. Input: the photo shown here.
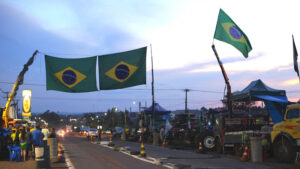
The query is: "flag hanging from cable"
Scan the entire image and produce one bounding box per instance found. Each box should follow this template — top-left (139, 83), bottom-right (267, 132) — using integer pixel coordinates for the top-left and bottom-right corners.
top-left (213, 9), bottom-right (252, 58)
top-left (45, 55), bottom-right (97, 92)
top-left (293, 35), bottom-right (300, 82)
top-left (98, 47), bottom-right (147, 90)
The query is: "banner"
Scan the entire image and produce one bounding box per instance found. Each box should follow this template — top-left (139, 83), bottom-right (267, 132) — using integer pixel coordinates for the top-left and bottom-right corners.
top-left (45, 55), bottom-right (97, 92)
top-left (98, 47), bottom-right (147, 90)
top-left (22, 90), bottom-right (32, 117)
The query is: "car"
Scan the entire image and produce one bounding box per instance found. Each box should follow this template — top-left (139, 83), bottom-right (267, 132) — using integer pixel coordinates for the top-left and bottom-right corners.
top-left (57, 129), bottom-right (65, 137)
top-left (86, 128), bottom-right (99, 138)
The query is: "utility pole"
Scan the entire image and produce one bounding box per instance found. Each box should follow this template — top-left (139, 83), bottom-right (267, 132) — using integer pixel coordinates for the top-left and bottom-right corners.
top-left (139, 102), bottom-right (141, 112)
top-left (184, 89), bottom-right (190, 114)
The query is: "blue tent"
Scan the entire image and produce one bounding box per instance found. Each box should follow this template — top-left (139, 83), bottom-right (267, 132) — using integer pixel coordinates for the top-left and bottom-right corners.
top-left (231, 79), bottom-right (288, 124)
top-left (231, 79), bottom-right (287, 101)
top-left (144, 103), bottom-right (171, 115)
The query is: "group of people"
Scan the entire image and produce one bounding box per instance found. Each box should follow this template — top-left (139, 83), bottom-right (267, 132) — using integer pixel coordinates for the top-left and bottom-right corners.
top-left (8, 124), bottom-right (56, 161)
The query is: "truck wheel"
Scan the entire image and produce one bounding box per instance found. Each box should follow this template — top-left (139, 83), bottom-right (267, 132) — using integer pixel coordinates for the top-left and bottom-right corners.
top-left (195, 132), bottom-right (215, 152)
top-left (203, 135), bottom-right (215, 150)
top-left (273, 138), bottom-right (296, 163)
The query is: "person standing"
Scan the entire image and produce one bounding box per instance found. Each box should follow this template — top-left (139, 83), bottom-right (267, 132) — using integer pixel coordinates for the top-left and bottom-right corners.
top-left (49, 128), bottom-right (56, 138)
top-left (41, 125), bottom-right (49, 147)
top-left (25, 126), bottom-right (33, 160)
top-left (19, 130), bottom-right (28, 161)
top-left (32, 125), bottom-right (44, 159)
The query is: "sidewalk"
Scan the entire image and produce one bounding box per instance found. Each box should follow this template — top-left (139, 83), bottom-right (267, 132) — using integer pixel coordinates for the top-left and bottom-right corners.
top-left (0, 145), bottom-right (68, 169)
top-left (0, 159), bottom-right (67, 169)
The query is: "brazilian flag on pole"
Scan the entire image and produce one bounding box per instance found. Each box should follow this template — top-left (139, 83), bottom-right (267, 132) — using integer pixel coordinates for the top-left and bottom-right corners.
top-left (98, 47), bottom-right (147, 90)
top-left (45, 55), bottom-right (97, 92)
top-left (214, 9), bottom-right (252, 58)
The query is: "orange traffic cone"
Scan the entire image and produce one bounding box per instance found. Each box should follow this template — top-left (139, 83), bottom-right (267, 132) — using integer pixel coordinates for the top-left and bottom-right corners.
top-left (57, 141), bottom-right (63, 160)
top-left (108, 136), bottom-right (114, 147)
top-left (162, 138), bottom-right (167, 148)
top-left (199, 141), bottom-right (203, 150)
top-left (240, 144), bottom-right (249, 162)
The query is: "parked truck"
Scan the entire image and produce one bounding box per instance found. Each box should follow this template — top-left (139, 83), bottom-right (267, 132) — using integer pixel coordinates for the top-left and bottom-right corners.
top-left (167, 113), bottom-right (216, 152)
top-left (271, 103), bottom-right (300, 162)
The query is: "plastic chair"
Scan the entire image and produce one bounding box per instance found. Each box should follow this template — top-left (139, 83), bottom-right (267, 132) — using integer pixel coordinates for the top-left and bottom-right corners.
top-left (12, 146), bottom-right (21, 162)
top-left (7, 145), bottom-right (21, 162)
top-left (7, 145), bottom-right (13, 162)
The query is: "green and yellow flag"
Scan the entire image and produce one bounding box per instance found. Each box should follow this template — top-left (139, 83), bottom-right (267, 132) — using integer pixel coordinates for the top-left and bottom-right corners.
top-left (45, 55), bottom-right (97, 92)
top-left (98, 47), bottom-right (147, 90)
top-left (214, 9), bottom-right (252, 58)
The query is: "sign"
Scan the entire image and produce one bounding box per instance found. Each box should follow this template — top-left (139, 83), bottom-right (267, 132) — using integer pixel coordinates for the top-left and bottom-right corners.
top-left (22, 90), bottom-right (32, 117)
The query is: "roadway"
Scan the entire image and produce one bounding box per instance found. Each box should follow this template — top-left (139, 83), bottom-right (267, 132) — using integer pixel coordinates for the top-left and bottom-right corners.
top-left (61, 134), bottom-right (295, 169)
top-left (61, 136), bottom-right (165, 169)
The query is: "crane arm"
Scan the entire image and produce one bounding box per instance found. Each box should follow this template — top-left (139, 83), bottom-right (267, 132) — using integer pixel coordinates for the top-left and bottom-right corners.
top-left (211, 45), bottom-right (233, 118)
top-left (2, 50), bottom-right (38, 128)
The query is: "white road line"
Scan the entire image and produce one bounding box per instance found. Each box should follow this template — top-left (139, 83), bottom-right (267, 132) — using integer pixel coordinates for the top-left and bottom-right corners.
top-left (61, 144), bottom-right (75, 169)
top-left (95, 142), bottom-right (174, 169)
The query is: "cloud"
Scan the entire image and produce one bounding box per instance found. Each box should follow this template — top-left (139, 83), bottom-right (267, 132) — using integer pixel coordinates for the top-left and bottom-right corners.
top-left (281, 78), bottom-right (299, 86)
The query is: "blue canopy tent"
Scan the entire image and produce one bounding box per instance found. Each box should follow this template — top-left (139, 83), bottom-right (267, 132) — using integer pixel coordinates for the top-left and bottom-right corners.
top-left (144, 103), bottom-right (171, 115)
top-left (231, 79), bottom-right (288, 124)
top-left (144, 103), bottom-right (171, 131)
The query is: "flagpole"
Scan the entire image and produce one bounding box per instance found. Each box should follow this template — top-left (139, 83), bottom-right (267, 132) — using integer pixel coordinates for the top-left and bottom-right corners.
top-left (150, 44), bottom-right (155, 131)
top-left (211, 44), bottom-right (233, 118)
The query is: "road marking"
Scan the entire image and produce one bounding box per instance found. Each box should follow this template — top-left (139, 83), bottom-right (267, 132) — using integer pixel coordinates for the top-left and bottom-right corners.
top-left (61, 144), bottom-right (75, 169)
top-left (94, 141), bottom-right (174, 169)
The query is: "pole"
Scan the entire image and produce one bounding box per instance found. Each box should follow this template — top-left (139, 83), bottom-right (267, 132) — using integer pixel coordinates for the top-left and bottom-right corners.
top-left (211, 45), bottom-right (233, 118)
top-left (2, 50), bottom-right (39, 128)
top-left (139, 102), bottom-right (141, 112)
top-left (184, 89), bottom-right (190, 114)
top-left (150, 44), bottom-right (155, 131)
top-left (184, 89), bottom-right (191, 129)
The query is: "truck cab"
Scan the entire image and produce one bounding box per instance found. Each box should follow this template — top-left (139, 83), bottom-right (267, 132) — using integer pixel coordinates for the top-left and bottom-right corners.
top-left (271, 103), bottom-right (300, 162)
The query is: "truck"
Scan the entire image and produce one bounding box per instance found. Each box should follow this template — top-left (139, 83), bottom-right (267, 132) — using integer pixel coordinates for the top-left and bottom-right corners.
top-left (167, 113), bottom-right (216, 152)
top-left (271, 103), bottom-right (300, 162)
top-left (207, 107), bottom-right (271, 155)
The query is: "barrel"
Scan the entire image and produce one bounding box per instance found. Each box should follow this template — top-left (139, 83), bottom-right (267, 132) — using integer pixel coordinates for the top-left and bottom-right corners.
top-left (250, 136), bottom-right (263, 163)
top-left (36, 146), bottom-right (50, 169)
top-left (35, 147), bottom-right (44, 161)
top-left (47, 138), bottom-right (58, 160)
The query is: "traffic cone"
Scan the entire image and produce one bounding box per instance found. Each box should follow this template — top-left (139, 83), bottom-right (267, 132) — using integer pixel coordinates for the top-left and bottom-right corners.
top-left (57, 141), bottom-right (63, 160)
top-left (240, 144), bottom-right (249, 162)
top-left (162, 138), bottom-right (167, 148)
top-left (199, 142), bottom-right (203, 151)
top-left (139, 135), bottom-right (142, 143)
top-left (108, 136), bottom-right (114, 147)
top-left (140, 142), bottom-right (146, 157)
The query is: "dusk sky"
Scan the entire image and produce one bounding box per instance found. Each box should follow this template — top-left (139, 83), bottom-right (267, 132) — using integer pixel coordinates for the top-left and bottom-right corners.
top-left (0, 0), bottom-right (300, 113)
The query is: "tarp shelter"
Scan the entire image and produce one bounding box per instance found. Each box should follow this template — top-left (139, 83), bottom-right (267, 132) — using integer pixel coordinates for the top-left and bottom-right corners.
top-left (231, 79), bottom-right (287, 102)
top-left (144, 103), bottom-right (171, 131)
top-left (231, 79), bottom-right (288, 124)
top-left (144, 103), bottom-right (171, 115)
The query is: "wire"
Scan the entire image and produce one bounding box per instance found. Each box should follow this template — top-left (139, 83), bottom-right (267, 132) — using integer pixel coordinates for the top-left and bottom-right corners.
top-left (0, 81), bottom-right (223, 93)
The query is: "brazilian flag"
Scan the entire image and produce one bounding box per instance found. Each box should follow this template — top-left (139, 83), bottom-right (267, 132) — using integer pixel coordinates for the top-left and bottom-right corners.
top-left (45, 55), bottom-right (97, 92)
top-left (98, 47), bottom-right (147, 90)
top-left (214, 9), bottom-right (252, 58)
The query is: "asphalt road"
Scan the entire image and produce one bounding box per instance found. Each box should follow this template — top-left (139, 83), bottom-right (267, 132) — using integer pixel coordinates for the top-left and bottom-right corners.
top-left (61, 136), bottom-right (165, 169)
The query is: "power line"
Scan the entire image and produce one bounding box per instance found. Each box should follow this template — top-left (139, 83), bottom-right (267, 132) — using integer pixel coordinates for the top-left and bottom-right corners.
top-left (0, 81), bottom-right (223, 93)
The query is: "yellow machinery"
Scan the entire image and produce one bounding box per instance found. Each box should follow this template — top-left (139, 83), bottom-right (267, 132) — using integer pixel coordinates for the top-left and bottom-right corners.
top-left (271, 103), bottom-right (300, 162)
top-left (2, 50), bottom-right (38, 128)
